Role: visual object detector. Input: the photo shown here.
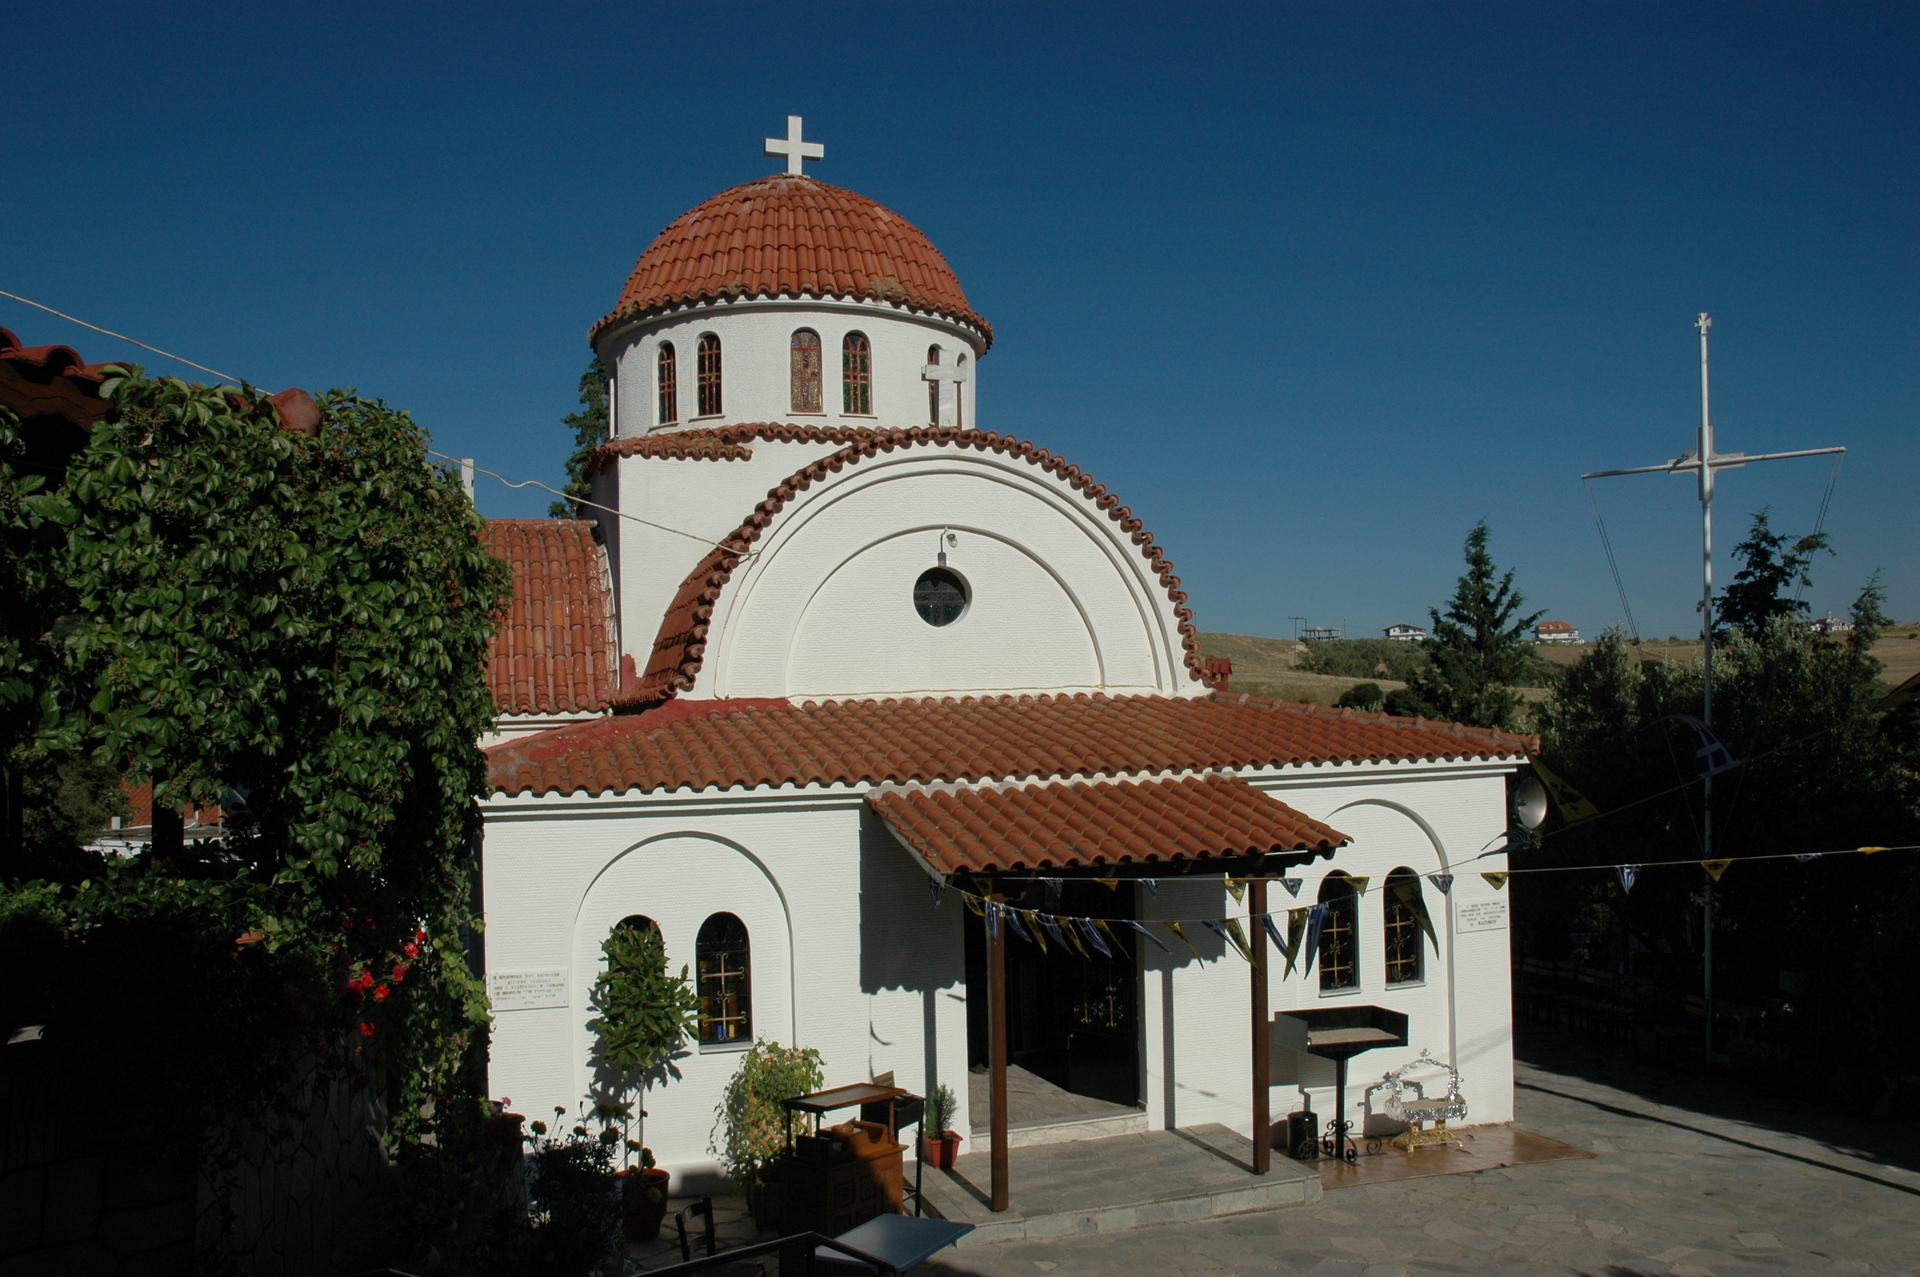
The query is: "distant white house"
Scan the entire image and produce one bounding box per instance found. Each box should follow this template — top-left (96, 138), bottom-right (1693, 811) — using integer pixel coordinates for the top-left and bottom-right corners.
top-left (1533, 620), bottom-right (1580, 644)
top-left (1809, 612), bottom-right (1855, 634)
top-left (1301, 625), bottom-right (1342, 641)
top-left (1384, 623), bottom-right (1428, 643)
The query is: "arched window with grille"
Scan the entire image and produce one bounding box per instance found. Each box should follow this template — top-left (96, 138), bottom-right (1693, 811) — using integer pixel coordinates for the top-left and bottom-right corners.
top-left (696, 333), bottom-right (722, 417)
top-left (790, 330), bottom-right (822, 413)
top-left (1382, 868), bottom-right (1429, 986)
top-left (657, 343), bottom-right (678, 426)
top-left (926, 345), bottom-right (941, 425)
top-left (1318, 874), bottom-right (1360, 992)
top-left (842, 332), bottom-right (872, 415)
top-left (696, 912), bottom-right (750, 1045)
top-left (954, 352), bottom-right (967, 429)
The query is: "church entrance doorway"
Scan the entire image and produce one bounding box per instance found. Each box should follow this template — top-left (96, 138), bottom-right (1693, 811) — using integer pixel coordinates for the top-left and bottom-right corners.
top-left (965, 880), bottom-right (1139, 1110)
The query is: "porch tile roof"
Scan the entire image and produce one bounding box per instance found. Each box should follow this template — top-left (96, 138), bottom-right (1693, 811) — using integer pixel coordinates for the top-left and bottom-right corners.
top-left (485, 692), bottom-right (1532, 799)
top-left (868, 774), bottom-right (1349, 875)
top-left (480, 519), bottom-right (618, 715)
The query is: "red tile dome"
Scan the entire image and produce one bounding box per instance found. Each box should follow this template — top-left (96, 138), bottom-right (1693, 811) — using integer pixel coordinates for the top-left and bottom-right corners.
top-left (590, 175), bottom-right (991, 348)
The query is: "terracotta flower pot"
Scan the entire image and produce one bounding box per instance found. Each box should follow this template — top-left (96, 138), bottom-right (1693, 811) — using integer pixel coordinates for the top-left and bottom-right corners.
top-left (620, 1166), bottom-right (672, 1241)
top-left (919, 1131), bottom-right (963, 1171)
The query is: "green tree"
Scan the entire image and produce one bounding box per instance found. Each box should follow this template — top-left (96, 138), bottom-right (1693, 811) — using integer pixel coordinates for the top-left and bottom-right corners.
top-left (1399, 521), bottom-right (1544, 730)
top-left (589, 918), bottom-right (699, 1163)
top-left (0, 370), bottom-right (510, 1138)
top-left (548, 357), bottom-right (609, 517)
top-left (1335, 681), bottom-right (1385, 712)
top-left (1717, 506), bottom-right (1831, 639)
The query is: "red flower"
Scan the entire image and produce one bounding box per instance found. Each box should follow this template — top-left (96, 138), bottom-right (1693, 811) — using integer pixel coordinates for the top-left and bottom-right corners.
top-left (363, 917), bottom-right (376, 932)
top-left (391, 963), bottom-right (408, 983)
top-left (401, 941), bottom-right (419, 958)
top-left (414, 927), bottom-right (426, 944)
top-left (372, 984), bottom-right (390, 1003)
top-left (358, 1021), bottom-right (375, 1036)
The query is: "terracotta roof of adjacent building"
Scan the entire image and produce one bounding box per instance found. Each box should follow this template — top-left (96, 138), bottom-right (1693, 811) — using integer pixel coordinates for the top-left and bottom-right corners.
top-left (481, 519), bottom-right (619, 716)
top-left (486, 692), bottom-right (1533, 799)
top-left (625, 425), bottom-right (1205, 704)
top-left (869, 774), bottom-right (1349, 875)
top-left (0, 326), bottom-right (117, 432)
top-left (589, 175), bottom-right (991, 347)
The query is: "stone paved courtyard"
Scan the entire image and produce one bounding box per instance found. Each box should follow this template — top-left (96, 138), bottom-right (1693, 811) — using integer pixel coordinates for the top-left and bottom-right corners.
top-left (911, 1036), bottom-right (1920, 1277)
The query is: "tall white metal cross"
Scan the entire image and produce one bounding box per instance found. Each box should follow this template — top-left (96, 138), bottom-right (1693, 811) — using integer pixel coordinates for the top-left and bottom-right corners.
top-left (1583, 313), bottom-right (1844, 1064)
top-left (764, 115), bottom-right (824, 176)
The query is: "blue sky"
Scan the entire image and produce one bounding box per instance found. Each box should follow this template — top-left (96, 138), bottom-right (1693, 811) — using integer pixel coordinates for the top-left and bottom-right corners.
top-left (5, 3), bottom-right (1914, 640)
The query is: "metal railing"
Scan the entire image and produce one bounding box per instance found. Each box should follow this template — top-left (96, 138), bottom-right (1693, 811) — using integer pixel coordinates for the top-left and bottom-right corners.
top-left (639, 1230), bottom-right (900, 1276)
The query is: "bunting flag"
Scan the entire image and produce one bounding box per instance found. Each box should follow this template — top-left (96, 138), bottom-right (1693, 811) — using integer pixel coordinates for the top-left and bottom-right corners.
top-left (1260, 911), bottom-right (1288, 960)
top-left (930, 878), bottom-right (945, 908)
top-left (1022, 910), bottom-right (1049, 954)
top-left (1142, 879), bottom-right (1159, 897)
top-left (1303, 904), bottom-right (1329, 976)
top-left (1860, 846), bottom-right (1889, 855)
top-left (1095, 877), bottom-right (1121, 890)
top-left (1427, 873), bottom-right (1454, 895)
top-left (1701, 858), bottom-right (1732, 882)
top-left (1041, 914), bottom-right (1069, 952)
top-left (1094, 918), bottom-right (1125, 955)
top-left (1794, 853), bottom-right (1822, 862)
top-left (1673, 714), bottom-right (1738, 777)
top-left (1125, 918), bottom-right (1170, 953)
top-left (1076, 917), bottom-right (1112, 958)
top-left (1202, 918), bottom-right (1249, 962)
top-left (1163, 920), bottom-right (1205, 961)
top-left (1223, 917), bottom-right (1255, 963)
top-left (1064, 919), bottom-right (1093, 959)
top-left (963, 893), bottom-right (986, 916)
top-left (1348, 875), bottom-right (1371, 896)
top-left (1283, 908), bottom-right (1309, 976)
top-left (1391, 877), bottom-right (1438, 953)
top-left (1042, 877), bottom-right (1064, 896)
top-left (1005, 908), bottom-right (1033, 944)
top-left (1280, 877), bottom-right (1303, 898)
top-left (1224, 877), bottom-right (1247, 905)
top-left (1481, 872), bottom-right (1509, 890)
top-left (1529, 754), bottom-right (1600, 825)
top-left (1616, 865), bottom-right (1640, 894)
top-left (986, 903), bottom-right (1003, 939)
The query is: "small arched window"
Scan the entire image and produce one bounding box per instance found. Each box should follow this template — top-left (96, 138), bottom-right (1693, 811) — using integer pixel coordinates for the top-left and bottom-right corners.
top-left (696, 334), bottom-right (723, 417)
top-left (954, 353), bottom-right (968, 430)
top-left (1383, 868), bottom-right (1429, 986)
top-left (696, 912), bottom-right (751, 1045)
top-left (1317, 874), bottom-right (1360, 992)
top-left (842, 332), bottom-right (872, 415)
top-left (657, 344), bottom-right (678, 426)
top-left (926, 345), bottom-right (941, 425)
top-left (790, 330), bottom-right (822, 413)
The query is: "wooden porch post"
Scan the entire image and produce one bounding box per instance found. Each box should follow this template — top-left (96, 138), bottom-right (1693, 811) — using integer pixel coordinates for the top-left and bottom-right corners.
top-left (988, 903), bottom-right (1010, 1210)
top-left (1250, 876), bottom-right (1271, 1174)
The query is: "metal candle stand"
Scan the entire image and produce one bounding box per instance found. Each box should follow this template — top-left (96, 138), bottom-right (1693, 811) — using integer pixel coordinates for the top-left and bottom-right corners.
top-left (1271, 1006), bottom-right (1410, 1165)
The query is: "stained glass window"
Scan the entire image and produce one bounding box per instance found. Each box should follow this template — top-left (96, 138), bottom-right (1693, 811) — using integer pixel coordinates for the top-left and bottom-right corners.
top-left (842, 332), bottom-right (871, 415)
top-left (790, 330), bottom-right (822, 413)
top-left (696, 913), bottom-right (750, 1045)
top-left (1318, 874), bottom-right (1360, 992)
top-left (1383, 868), bottom-right (1425, 985)
top-left (657, 343), bottom-right (677, 425)
top-left (696, 334), bottom-right (722, 417)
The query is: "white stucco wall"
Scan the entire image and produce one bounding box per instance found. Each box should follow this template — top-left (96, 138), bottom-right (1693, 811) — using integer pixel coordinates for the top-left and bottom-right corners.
top-left (598, 297), bottom-right (985, 439)
top-left (693, 444), bottom-right (1201, 701)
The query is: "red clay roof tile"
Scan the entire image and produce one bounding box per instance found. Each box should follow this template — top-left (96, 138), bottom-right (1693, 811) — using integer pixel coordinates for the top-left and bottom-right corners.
top-left (486, 692), bottom-right (1532, 799)
top-left (869, 774), bottom-right (1348, 875)
top-left (481, 519), bottom-right (619, 716)
top-left (0, 326), bottom-right (116, 431)
top-left (625, 426), bottom-right (1204, 703)
top-left (589, 176), bottom-right (991, 347)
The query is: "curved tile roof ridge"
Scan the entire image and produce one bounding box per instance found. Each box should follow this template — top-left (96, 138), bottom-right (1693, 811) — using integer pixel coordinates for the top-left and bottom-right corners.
top-left (589, 175), bottom-right (991, 348)
top-left (484, 691), bottom-right (1533, 800)
top-left (629, 428), bottom-right (1205, 704)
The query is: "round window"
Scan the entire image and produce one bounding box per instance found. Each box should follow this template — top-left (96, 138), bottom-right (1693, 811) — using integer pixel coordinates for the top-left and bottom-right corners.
top-left (913, 567), bottom-right (969, 627)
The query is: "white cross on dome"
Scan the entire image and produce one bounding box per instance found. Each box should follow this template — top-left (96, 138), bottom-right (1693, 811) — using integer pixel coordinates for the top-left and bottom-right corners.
top-left (764, 115), bottom-right (824, 176)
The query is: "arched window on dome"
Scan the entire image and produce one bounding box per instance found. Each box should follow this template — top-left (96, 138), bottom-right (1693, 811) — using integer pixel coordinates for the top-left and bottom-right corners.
top-left (926, 345), bottom-right (941, 425)
top-left (657, 343), bottom-right (678, 426)
top-left (1318, 873), bottom-right (1360, 992)
top-left (789, 329), bottom-right (822, 413)
top-left (696, 333), bottom-right (722, 417)
top-left (842, 332), bottom-right (872, 415)
top-left (955, 353), bottom-right (968, 430)
top-left (696, 912), bottom-right (751, 1045)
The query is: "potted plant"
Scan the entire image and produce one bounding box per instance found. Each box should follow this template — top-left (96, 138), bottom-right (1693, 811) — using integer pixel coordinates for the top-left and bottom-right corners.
top-left (521, 1108), bottom-right (623, 1277)
top-left (588, 920), bottom-right (700, 1241)
top-left (918, 1084), bottom-right (963, 1170)
top-left (712, 1040), bottom-right (824, 1221)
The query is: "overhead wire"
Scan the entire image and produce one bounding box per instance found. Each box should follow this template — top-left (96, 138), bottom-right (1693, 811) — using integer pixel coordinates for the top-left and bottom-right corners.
top-left (0, 287), bottom-right (243, 385)
top-left (1583, 476), bottom-right (1641, 642)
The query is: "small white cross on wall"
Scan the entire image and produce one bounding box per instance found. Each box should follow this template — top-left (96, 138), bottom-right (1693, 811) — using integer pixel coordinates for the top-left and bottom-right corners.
top-left (764, 116), bottom-right (824, 176)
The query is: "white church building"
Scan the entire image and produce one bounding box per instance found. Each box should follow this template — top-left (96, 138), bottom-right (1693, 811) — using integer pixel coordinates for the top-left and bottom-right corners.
top-left (478, 121), bottom-right (1528, 1195)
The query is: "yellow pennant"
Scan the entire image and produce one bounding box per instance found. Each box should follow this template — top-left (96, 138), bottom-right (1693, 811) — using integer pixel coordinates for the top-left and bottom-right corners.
top-left (963, 893), bottom-right (985, 916)
top-left (1529, 755), bottom-right (1600, 825)
top-left (1064, 919), bottom-right (1092, 959)
top-left (1859, 846), bottom-right (1888, 855)
top-left (1094, 877), bottom-right (1121, 890)
top-left (1224, 876), bottom-right (1247, 905)
top-left (1163, 920), bottom-right (1205, 961)
top-left (1348, 875), bottom-right (1370, 896)
top-left (1093, 918), bottom-right (1124, 952)
top-left (1481, 872), bottom-right (1509, 890)
top-left (1701, 859), bottom-right (1732, 882)
top-left (1222, 918), bottom-right (1254, 963)
top-left (1022, 911), bottom-right (1048, 955)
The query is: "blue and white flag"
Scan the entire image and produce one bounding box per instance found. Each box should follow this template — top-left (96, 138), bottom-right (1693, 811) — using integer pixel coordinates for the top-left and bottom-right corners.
top-left (1303, 904), bottom-right (1330, 977)
top-left (1427, 873), bottom-right (1454, 895)
top-left (1673, 714), bottom-right (1738, 776)
top-left (1125, 919), bottom-right (1169, 953)
top-left (1141, 878), bottom-right (1159, 897)
top-left (1005, 908), bottom-right (1033, 944)
top-left (1076, 917), bottom-right (1112, 958)
top-left (1042, 877), bottom-right (1064, 895)
top-left (1794, 853), bottom-right (1822, 863)
top-left (929, 878), bottom-right (946, 908)
top-left (1616, 865), bottom-right (1640, 894)
top-left (986, 903), bottom-right (1002, 939)
top-left (1042, 914), bottom-right (1070, 951)
top-left (1280, 877), bottom-right (1303, 898)
top-left (1260, 912), bottom-right (1289, 959)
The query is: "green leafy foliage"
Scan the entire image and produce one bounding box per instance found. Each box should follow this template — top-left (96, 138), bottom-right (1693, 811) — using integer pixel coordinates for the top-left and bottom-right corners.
top-left (0, 372), bottom-right (509, 1136)
top-left (1334, 681), bottom-right (1386, 712)
top-left (712, 1040), bottom-right (824, 1193)
top-left (1300, 640), bottom-right (1428, 683)
top-left (1399, 521), bottom-right (1545, 730)
top-left (520, 1110), bottom-right (621, 1277)
top-left (590, 919), bottom-right (698, 1075)
top-left (925, 1082), bottom-right (957, 1136)
top-left (1717, 507), bottom-right (1831, 639)
top-left (547, 358), bottom-right (608, 518)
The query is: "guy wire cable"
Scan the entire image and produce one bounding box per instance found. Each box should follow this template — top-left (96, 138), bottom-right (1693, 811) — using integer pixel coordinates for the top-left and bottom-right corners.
top-left (1583, 475), bottom-right (1640, 642)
